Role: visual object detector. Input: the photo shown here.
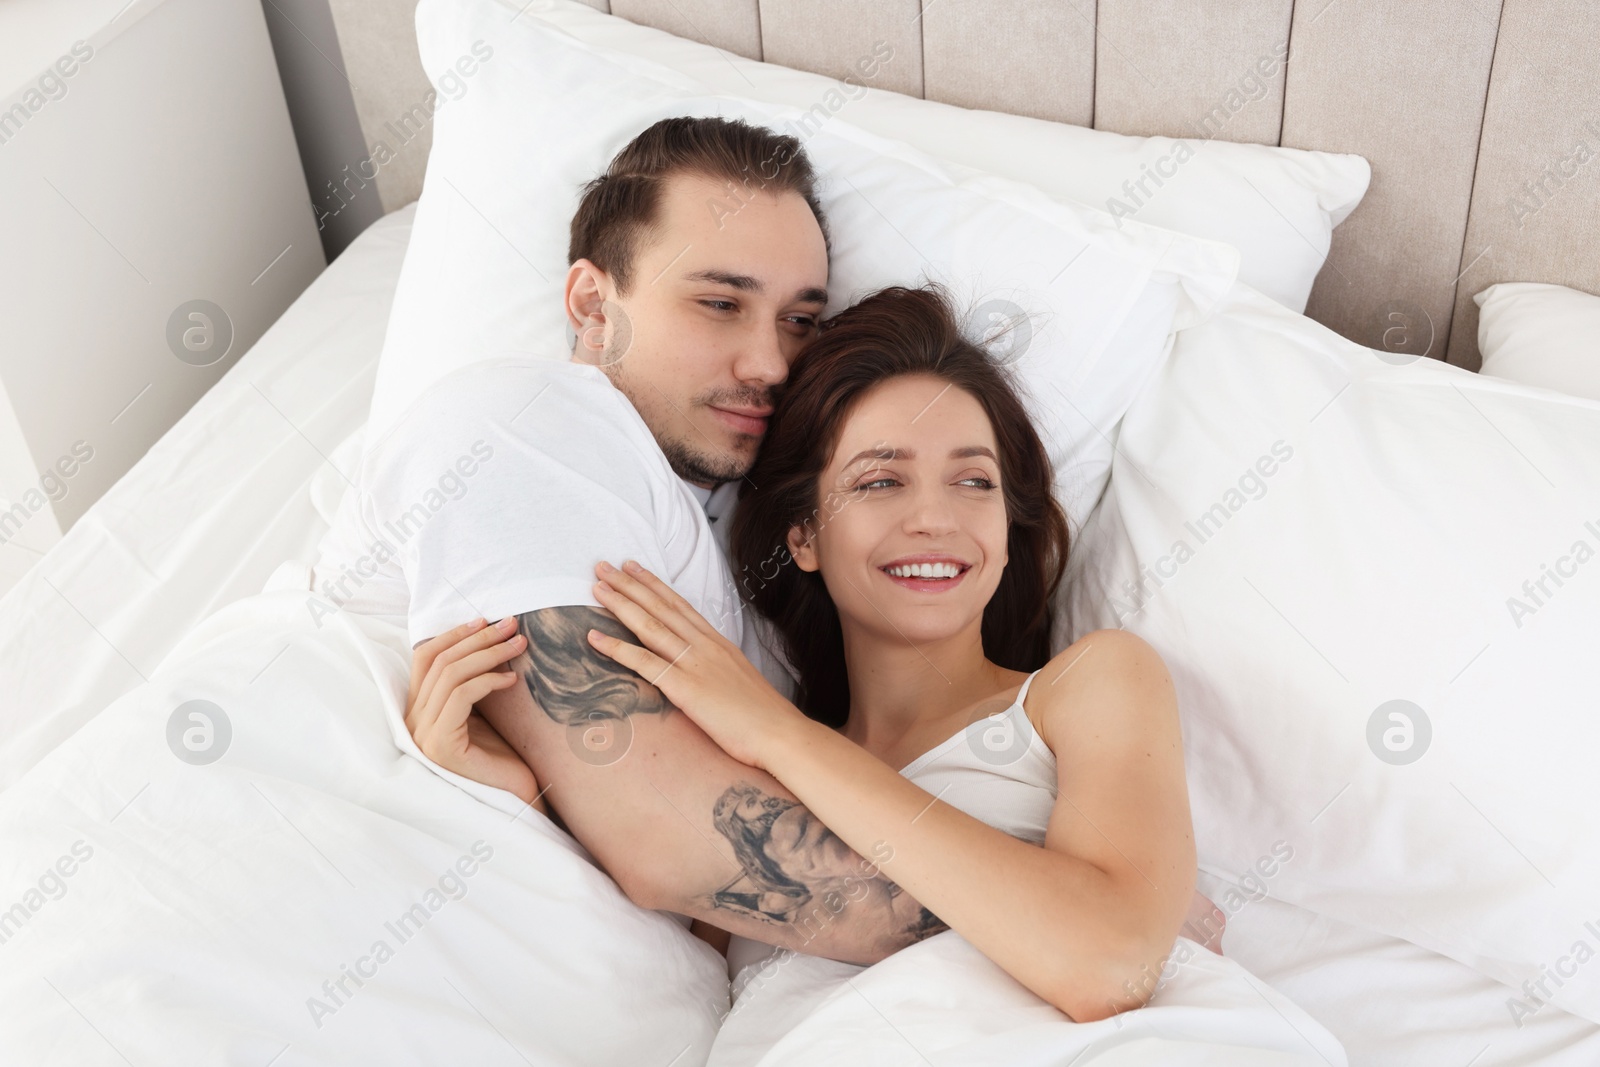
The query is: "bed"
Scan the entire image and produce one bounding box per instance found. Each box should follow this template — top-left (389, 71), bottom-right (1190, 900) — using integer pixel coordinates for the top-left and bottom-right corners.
top-left (4, 0), bottom-right (1599, 1063)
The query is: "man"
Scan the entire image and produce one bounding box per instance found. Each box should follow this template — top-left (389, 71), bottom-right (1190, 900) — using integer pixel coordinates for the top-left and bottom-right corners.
top-left (358, 115), bottom-right (947, 965)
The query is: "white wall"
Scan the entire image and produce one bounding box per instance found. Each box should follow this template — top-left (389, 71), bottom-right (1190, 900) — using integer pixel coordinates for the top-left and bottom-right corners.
top-left (0, 0), bottom-right (324, 541)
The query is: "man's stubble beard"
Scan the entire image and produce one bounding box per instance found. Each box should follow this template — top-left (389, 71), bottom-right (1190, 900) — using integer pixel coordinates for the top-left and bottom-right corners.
top-left (600, 360), bottom-right (761, 488)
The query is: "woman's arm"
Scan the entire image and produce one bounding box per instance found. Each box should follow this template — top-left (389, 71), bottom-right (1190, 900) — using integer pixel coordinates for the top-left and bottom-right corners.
top-left (583, 561), bottom-right (1195, 1017)
top-left (756, 630), bottom-right (1194, 1023)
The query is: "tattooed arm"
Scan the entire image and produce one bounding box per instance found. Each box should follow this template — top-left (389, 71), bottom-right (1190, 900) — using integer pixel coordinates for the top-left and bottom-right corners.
top-left (476, 605), bottom-right (948, 965)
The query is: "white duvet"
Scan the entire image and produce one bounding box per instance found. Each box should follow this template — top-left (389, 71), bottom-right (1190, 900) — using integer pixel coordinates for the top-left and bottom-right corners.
top-left (0, 581), bottom-right (1343, 1064)
top-left (0, 591), bottom-right (727, 1066)
top-left (710, 928), bottom-right (1343, 1066)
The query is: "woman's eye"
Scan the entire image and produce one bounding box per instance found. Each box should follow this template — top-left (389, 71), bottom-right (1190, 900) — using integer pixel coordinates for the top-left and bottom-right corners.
top-left (860, 476), bottom-right (996, 491)
top-left (700, 299), bottom-right (736, 312)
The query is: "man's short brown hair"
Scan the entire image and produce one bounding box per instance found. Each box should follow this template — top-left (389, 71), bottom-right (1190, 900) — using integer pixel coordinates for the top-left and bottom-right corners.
top-left (568, 115), bottom-right (831, 297)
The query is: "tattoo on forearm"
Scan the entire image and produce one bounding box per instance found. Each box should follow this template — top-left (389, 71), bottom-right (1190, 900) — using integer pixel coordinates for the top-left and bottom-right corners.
top-left (515, 607), bottom-right (673, 727)
top-left (706, 782), bottom-right (950, 954)
top-left (709, 784), bottom-right (814, 921)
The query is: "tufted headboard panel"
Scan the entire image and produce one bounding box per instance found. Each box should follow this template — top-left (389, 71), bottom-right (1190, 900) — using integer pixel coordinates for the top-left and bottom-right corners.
top-left (326, 0), bottom-right (1600, 371)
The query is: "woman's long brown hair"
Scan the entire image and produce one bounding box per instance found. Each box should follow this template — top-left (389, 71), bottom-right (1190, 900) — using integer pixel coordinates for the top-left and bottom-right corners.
top-left (727, 284), bottom-right (1072, 727)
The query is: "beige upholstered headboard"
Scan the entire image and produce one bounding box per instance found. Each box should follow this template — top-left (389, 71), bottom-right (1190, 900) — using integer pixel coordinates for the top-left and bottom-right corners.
top-left (326, 0), bottom-right (1600, 372)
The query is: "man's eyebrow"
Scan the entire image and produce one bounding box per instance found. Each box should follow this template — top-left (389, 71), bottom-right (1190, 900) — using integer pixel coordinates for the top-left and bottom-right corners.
top-left (683, 268), bottom-right (759, 291)
top-left (681, 269), bottom-right (827, 306)
top-left (842, 445), bottom-right (999, 467)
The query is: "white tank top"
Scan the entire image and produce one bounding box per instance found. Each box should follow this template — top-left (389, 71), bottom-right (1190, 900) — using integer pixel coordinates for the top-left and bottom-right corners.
top-left (894, 667), bottom-right (1055, 845)
top-left (723, 668), bottom-right (1055, 983)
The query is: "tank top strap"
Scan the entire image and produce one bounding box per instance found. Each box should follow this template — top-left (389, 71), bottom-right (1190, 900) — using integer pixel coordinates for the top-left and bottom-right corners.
top-left (1013, 667), bottom-right (1045, 711)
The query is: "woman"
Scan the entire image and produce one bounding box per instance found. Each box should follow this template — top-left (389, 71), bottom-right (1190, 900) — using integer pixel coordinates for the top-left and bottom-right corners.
top-left (406, 284), bottom-right (1222, 1024)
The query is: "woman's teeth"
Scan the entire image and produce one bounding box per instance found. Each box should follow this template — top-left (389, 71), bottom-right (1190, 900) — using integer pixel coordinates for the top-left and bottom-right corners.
top-left (885, 562), bottom-right (964, 579)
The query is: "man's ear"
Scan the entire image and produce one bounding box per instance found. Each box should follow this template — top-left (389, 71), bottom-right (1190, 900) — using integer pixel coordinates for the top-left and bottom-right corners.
top-left (785, 523), bottom-right (819, 572)
top-left (566, 259), bottom-right (609, 356)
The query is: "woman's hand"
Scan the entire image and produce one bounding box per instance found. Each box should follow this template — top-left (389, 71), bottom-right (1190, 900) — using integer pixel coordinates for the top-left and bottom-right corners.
top-left (406, 616), bottom-right (543, 810)
top-left (584, 559), bottom-right (804, 771)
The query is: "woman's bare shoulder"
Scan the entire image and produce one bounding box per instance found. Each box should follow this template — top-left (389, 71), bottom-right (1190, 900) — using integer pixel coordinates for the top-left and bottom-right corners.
top-left (1028, 629), bottom-right (1166, 697)
top-left (1023, 630), bottom-right (1176, 750)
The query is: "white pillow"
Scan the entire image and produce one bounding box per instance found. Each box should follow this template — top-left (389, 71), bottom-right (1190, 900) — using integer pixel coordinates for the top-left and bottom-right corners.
top-left (1061, 279), bottom-right (1600, 1025)
top-left (367, 0), bottom-right (1240, 536)
top-left (519, 0), bottom-right (1369, 314)
top-left (1475, 282), bottom-right (1600, 402)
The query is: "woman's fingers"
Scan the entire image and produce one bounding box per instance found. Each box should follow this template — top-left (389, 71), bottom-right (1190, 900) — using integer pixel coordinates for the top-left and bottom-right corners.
top-left (415, 670), bottom-right (518, 759)
top-left (586, 627), bottom-right (671, 687)
top-left (595, 562), bottom-right (702, 641)
top-left (415, 638), bottom-right (524, 731)
top-left (408, 626), bottom-right (525, 734)
top-left (413, 616), bottom-right (487, 655)
top-left (409, 617), bottom-right (487, 704)
top-left (402, 623), bottom-right (540, 805)
top-left (614, 561), bottom-right (714, 635)
top-left (426, 628), bottom-right (525, 697)
top-left (442, 670), bottom-right (518, 732)
top-left (413, 619), bottom-right (523, 723)
top-left (412, 618), bottom-right (498, 711)
top-left (593, 579), bottom-right (689, 660)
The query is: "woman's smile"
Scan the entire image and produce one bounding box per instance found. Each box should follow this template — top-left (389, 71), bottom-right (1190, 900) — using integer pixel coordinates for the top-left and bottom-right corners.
top-left (877, 560), bottom-right (973, 593)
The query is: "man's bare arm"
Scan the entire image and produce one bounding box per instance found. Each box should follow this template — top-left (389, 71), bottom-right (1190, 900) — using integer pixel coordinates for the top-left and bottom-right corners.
top-left (477, 605), bottom-right (949, 965)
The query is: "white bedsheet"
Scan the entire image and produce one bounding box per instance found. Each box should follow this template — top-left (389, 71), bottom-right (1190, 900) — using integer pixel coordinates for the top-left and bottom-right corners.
top-left (1199, 871), bottom-right (1600, 1066)
top-left (0, 204), bottom-right (416, 791)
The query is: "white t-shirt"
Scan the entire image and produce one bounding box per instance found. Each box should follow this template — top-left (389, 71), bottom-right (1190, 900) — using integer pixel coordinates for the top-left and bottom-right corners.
top-left (349, 356), bottom-right (796, 700)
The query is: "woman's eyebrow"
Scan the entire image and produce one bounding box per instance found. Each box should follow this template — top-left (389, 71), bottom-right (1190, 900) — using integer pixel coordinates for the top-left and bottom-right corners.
top-left (842, 445), bottom-right (998, 467)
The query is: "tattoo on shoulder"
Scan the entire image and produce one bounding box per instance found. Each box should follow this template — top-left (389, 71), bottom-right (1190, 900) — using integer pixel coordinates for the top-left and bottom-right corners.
top-left (705, 782), bottom-right (950, 953)
top-left (516, 606), bottom-right (673, 727)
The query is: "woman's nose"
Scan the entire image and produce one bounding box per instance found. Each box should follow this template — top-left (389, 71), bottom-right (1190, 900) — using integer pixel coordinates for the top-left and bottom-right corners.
top-left (904, 488), bottom-right (959, 534)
